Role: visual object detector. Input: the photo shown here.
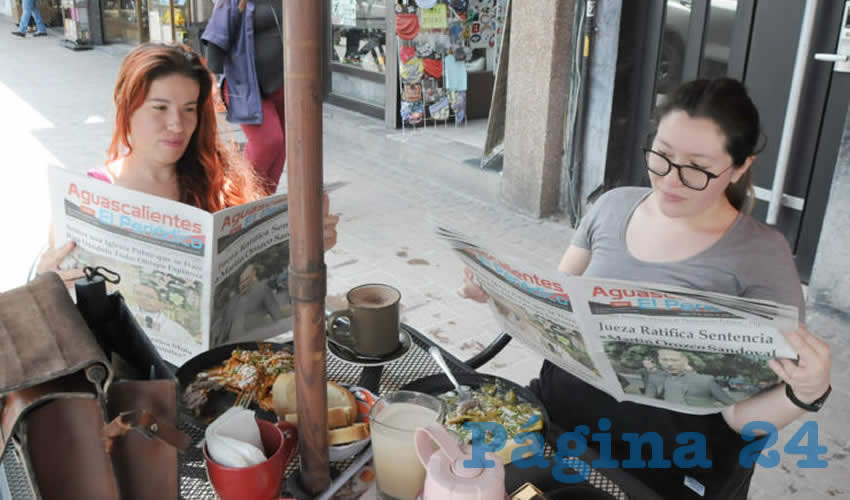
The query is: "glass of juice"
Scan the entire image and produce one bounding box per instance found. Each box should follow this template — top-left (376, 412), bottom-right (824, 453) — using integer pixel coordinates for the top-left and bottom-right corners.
top-left (369, 390), bottom-right (446, 500)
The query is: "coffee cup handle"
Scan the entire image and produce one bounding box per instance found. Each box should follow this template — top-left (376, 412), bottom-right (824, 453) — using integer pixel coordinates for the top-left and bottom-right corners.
top-left (275, 420), bottom-right (298, 472)
top-left (326, 309), bottom-right (352, 341)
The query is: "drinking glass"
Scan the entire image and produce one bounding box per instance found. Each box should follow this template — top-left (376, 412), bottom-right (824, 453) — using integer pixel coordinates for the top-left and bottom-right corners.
top-left (369, 391), bottom-right (446, 500)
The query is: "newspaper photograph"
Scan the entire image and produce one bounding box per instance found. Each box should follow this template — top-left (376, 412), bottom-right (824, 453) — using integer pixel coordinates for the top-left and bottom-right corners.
top-left (210, 197), bottom-right (293, 346)
top-left (48, 166), bottom-right (299, 365)
top-left (438, 227), bottom-right (800, 415)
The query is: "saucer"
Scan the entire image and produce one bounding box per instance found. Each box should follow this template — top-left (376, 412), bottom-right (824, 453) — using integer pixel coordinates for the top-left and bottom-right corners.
top-left (327, 328), bottom-right (412, 367)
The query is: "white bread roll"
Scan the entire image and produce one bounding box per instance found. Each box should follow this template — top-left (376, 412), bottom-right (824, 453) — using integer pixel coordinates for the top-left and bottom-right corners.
top-left (328, 422), bottom-right (370, 445)
top-left (272, 375), bottom-right (357, 425)
top-left (284, 407), bottom-right (351, 429)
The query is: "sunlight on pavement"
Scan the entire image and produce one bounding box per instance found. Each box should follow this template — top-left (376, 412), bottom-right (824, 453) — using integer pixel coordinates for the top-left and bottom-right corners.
top-left (0, 81), bottom-right (62, 291)
top-left (84, 115), bottom-right (106, 124)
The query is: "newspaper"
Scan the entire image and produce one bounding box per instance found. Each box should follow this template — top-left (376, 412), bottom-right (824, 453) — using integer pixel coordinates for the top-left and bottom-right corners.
top-left (438, 227), bottom-right (800, 415)
top-left (48, 166), bottom-right (342, 366)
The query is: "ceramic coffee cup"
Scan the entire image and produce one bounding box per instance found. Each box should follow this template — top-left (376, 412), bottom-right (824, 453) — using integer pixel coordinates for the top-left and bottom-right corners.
top-left (204, 419), bottom-right (297, 500)
top-left (327, 284), bottom-right (401, 357)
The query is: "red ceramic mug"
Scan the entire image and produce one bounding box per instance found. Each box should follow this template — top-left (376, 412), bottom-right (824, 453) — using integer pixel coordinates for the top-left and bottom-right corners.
top-left (204, 418), bottom-right (298, 500)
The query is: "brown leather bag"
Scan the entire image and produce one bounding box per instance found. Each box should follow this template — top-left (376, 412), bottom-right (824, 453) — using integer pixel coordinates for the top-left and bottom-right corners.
top-left (0, 272), bottom-right (189, 500)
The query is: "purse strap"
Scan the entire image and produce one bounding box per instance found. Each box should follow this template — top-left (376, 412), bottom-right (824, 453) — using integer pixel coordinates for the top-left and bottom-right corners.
top-left (103, 409), bottom-right (191, 453)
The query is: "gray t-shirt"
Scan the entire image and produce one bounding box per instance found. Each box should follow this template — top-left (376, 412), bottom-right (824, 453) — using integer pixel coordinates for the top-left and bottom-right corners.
top-left (535, 187), bottom-right (804, 497)
top-left (572, 187), bottom-right (805, 320)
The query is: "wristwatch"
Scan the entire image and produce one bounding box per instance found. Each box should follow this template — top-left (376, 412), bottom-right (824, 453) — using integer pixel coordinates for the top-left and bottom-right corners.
top-left (785, 384), bottom-right (831, 412)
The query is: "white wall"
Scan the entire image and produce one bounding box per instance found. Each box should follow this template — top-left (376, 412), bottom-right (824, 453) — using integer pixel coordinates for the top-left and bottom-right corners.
top-left (0, 0), bottom-right (13, 17)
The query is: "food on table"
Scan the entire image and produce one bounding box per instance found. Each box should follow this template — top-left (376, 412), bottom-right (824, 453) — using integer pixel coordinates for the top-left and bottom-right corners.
top-left (328, 422), bottom-right (370, 445)
top-left (183, 344), bottom-right (294, 415)
top-left (439, 383), bottom-right (543, 464)
top-left (272, 374), bottom-right (369, 444)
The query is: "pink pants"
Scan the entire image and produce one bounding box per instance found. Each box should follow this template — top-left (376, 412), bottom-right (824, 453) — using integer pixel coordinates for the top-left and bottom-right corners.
top-left (225, 83), bottom-right (286, 193)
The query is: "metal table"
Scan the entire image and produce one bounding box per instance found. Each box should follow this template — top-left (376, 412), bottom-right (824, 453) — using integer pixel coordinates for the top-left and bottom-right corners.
top-left (2, 324), bottom-right (634, 499)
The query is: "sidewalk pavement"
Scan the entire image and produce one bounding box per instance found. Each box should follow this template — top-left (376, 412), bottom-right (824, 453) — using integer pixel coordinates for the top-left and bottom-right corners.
top-left (0, 17), bottom-right (847, 498)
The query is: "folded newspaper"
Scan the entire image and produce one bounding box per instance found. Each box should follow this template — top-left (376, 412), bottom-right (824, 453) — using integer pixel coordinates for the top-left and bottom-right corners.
top-left (438, 227), bottom-right (800, 415)
top-left (48, 165), bottom-right (343, 365)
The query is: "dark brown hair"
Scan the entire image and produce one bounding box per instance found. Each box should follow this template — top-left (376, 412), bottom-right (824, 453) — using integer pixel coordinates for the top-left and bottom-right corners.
top-left (654, 78), bottom-right (762, 212)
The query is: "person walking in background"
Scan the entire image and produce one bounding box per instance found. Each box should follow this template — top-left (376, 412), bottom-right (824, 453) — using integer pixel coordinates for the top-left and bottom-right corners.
top-left (202, 0), bottom-right (286, 193)
top-left (11, 0), bottom-right (47, 38)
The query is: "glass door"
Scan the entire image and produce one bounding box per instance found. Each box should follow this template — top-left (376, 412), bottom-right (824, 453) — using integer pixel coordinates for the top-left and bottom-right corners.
top-left (626, 0), bottom-right (849, 280)
top-left (325, 0), bottom-right (389, 118)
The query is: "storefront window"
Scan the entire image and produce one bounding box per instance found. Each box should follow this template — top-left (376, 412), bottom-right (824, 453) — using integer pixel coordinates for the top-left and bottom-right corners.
top-left (102, 0), bottom-right (191, 44)
top-left (657, 0), bottom-right (690, 95)
top-left (148, 0), bottom-right (191, 44)
top-left (102, 0), bottom-right (148, 43)
top-left (330, 0), bottom-right (387, 73)
top-left (698, 0), bottom-right (738, 79)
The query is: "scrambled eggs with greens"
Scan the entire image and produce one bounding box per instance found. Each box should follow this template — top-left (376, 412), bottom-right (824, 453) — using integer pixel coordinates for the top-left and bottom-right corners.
top-left (439, 383), bottom-right (543, 443)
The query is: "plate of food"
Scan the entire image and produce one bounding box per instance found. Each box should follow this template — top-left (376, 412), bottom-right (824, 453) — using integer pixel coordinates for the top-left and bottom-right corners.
top-left (178, 341), bottom-right (376, 461)
top-left (271, 373), bottom-right (377, 462)
top-left (178, 341), bottom-right (295, 423)
top-left (401, 373), bottom-right (549, 465)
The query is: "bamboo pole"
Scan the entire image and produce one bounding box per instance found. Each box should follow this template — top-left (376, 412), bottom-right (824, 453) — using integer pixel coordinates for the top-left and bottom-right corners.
top-left (283, 0), bottom-right (330, 493)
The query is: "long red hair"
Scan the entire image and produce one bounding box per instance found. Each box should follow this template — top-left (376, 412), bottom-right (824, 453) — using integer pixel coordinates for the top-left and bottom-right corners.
top-left (107, 43), bottom-right (265, 211)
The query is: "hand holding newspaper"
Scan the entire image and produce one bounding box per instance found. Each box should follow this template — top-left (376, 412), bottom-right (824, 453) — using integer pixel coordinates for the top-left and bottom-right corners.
top-left (438, 227), bottom-right (799, 415)
top-left (48, 165), bottom-right (344, 365)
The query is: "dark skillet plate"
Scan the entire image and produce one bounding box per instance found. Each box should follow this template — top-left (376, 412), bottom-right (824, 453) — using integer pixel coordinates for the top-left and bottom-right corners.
top-left (176, 341), bottom-right (293, 424)
top-left (403, 373), bottom-right (563, 492)
top-left (400, 372), bottom-right (550, 445)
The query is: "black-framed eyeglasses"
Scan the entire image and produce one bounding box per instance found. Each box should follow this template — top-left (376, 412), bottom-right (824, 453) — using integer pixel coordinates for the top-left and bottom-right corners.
top-left (642, 149), bottom-right (733, 191)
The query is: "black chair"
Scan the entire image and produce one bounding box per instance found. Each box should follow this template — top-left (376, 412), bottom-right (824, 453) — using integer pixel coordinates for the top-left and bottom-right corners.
top-left (462, 332), bottom-right (514, 369)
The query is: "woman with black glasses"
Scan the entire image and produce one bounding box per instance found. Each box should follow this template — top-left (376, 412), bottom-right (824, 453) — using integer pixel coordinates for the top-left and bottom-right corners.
top-left (461, 78), bottom-right (831, 499)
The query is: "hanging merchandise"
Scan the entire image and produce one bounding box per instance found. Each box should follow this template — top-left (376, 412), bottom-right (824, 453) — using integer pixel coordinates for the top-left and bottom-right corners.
top-left (423, 58), bottom-right (444, 79)
top-left (443, 54), bottom-right (467, 91)
top-left (465, 56), bottom-right (485, 71)
top-left (429, 96), bottom-right (451, 120)
top-left (466, 22), bottom-right (493, 49)
top-left (396, 12), bottom-right (420, 40)
top-left (403, 82), bottom-right (423, 102)
top-left (448, 20), bottom-right (466, 60)
top-left (400, 57), bottom-right (425, 84)
top-left (415, 36), bottom-right (436, 58)
top-left (401, 101), bottom-right (425, 124)
top-left (465, 0), bottom-right (497, 48)
top-left (449, 0), bottom-right (468, 14)
top-left (433, 33), bottom-right (452, 54)
top-left (420, 4), bottom-right (448, 30)
top-left (422, 77), bottom-right (442, 105)
top-left (400, 45), bottom-right (417, 63)
top-left (395, 0), bottom-right (494, 127)
top-left (449, 90), bottom-right (466, 123)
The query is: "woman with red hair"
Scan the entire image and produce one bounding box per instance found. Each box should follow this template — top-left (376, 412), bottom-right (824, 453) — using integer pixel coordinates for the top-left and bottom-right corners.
top-left (37, 43), bottom-right (338, 284)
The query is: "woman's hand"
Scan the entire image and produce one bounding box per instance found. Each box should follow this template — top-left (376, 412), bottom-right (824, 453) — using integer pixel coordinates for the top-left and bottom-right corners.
top-left (323, 193), bottom-right (340, 252)
top-left (458, 267), bottom-right (489, 303)
top-left (769, 324), bottom-right (832, 403)
top-left (723, 325), bottom-right (831, 434)
top-left (36, 241), bottom-right (86, 287)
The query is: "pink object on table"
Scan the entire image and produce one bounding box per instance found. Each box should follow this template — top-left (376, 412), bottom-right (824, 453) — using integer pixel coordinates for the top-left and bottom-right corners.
top-left (415, 423), bottom-right (509, 500)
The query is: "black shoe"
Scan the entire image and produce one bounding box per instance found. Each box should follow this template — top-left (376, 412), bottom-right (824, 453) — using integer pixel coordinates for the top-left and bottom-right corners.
top-left (11, 31), bottom-right (25, 38)
top-left (33, 32), bottom-right (47, 37)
